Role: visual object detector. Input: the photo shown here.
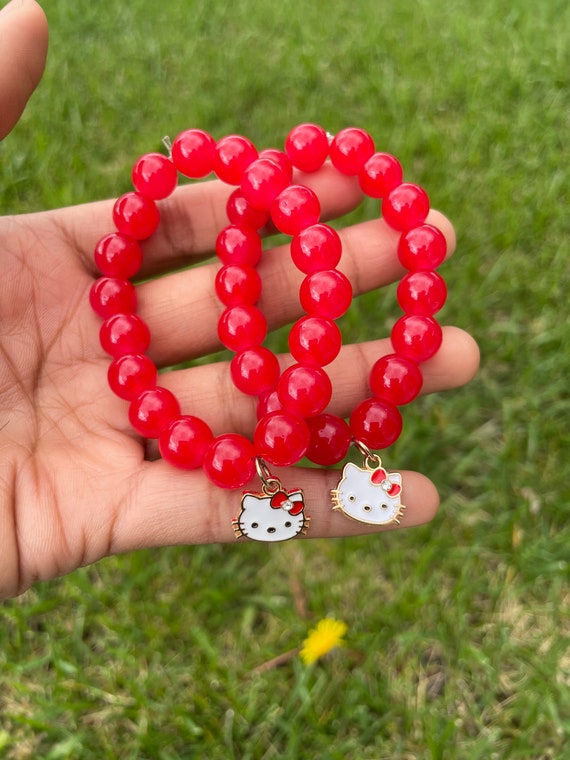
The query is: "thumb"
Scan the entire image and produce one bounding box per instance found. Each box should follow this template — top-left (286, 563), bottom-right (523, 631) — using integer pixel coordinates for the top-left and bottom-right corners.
top-left (0, 0), bottom-right (48, 140)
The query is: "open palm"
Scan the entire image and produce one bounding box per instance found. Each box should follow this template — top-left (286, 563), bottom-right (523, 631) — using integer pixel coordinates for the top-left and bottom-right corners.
top-left (0, 1), bottom-right (479, 599)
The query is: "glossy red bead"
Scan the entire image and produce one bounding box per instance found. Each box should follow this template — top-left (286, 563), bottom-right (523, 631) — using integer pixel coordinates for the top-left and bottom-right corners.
top-left (358, 152), bottom-right (403, 198)
top-left (213, 135), bottom-right (258, 185)
top-left (299, 269), bottom-right (352, 319)
top-left (203, 434), bottom-right (256, 489)
top-left (231, 346), bottom-right (280, 396)
top-left (369, 354), bottom-right (423, 406)
top-left (107, 354), bottom-right (158, 400)
top-left (113, 192), bottom-right (160, 240)
top-left (226, 189), bottom-right (270, 230)
top-left (397, 224), bottom-right (447, 271)
top-left (285, 123), bottom-right (330, 173)
top-left (253, 411), bottom-right (310, 467)
top-left (329, 127), bottom-right (375, 175)
top-left (128, 387), bottom-right (181, 438)
top-left (259, 148), bottom-right (293, 182)
top-left (397, 271), bottom-right (447, 315)
top-left (89, 277), bottom-right (137, 319)
top-left (290, 224), bottom-right (342, 274)
top-left (305, 413), bottom-right (351, 466)
top-left (391, 315), bottom-right (443, 362)
top-left (270, 185), bottom-right (321, 235)
top-left (94, 233), bottom-right (142, 279)
top-left (100, 313), bottom-right (151, 358)
top-left (218, 304), bottom-right (267, 351)
top-left (215, 264), bottom-right (262, 306)
top-left (256, 389), bottom-right (282, 419)
top-left (277, 364), bottom-right (332, 418)
top-left (382, 183), bottom-right (430, 232)
top-left (215, 225), bottom-right (262, 267)
top-left (240, 157), bottom-right (290, 210)
top-left (132, 153), bottom-right (178, 200)
top-left (159, 415), bottom-right (214, 470)
top-left (350, 398), bottom-right (403, 449)
top-left (171, 129), bottom-right (216, 178)
top-left (288, 316), bottom-right (342, 366)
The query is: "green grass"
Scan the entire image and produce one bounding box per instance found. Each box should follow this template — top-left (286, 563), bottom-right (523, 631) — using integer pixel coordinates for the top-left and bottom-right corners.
top-left (1, 0), bottom-right (569, 757)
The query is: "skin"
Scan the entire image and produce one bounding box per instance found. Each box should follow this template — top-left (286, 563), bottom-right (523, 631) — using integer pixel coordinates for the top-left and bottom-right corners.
top-left (0, 0), bottom-right (480, 599)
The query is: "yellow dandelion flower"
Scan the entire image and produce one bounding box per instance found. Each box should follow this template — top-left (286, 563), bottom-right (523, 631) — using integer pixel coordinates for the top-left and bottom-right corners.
top-left (299, 618), bottom-right (348, 665)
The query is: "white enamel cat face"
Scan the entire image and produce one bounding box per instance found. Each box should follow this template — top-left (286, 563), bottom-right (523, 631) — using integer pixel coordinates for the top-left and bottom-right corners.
top-left (331, 462), bottom-right (405, 526)
top-left (234, 489), bottom-right (309, 542)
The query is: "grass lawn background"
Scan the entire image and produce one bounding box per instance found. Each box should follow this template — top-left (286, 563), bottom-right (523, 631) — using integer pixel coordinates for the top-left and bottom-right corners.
top-left (1, 0), bottom-right (569, 757)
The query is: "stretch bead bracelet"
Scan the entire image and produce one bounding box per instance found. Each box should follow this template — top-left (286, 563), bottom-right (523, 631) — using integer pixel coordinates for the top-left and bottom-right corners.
top-left (89, 123), bottom-right (448, 542)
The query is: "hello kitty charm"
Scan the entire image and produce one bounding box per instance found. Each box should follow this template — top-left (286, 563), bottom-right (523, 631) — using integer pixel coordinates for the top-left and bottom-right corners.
top-left (233, 459), bottom-right (310, 542)
top-left (331, 444), bottom-right (405, 526)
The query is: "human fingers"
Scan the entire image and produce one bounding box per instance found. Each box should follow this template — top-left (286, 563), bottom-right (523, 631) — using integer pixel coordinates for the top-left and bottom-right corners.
top-left (108, 461), bottom-right (439, 554)
top-left (45, 163), bottom-right (364, 274)
top-left (136, 326), bottom-right (479, 441)
top-left (130, 209), bottom-right (455, 368)
top-left (0, 0), bottom-right (48, 141)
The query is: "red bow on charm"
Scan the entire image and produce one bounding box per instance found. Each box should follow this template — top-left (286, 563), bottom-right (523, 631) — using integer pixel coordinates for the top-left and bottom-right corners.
top-left (270, 490), bottom-right (304, 515)
top-left (370, 467), bottom-right (402, 497)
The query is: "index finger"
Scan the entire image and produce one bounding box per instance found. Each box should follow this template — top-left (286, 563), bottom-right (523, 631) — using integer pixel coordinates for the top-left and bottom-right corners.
top-left (47, 163), bottom-right (365, 276)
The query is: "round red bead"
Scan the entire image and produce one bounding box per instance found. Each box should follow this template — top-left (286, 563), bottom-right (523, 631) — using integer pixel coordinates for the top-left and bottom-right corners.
top-left (391, 315), bottom-right (443, 362)
top-left (202, 434), bottom-right (256, 489)
top-left (100, 313), bottom-right (151, 358)
top-left (240, 157), bottom-right (290, 210)
top-left (290, 224), bottom-right (342, 274)
top-left (398, 224), bottom-right (447, 271)
top-left (382, 183), bottom-right (430, 232)
top-left (218, 305), bottom-right (267, 351)
top-left (358, 152), bottom-right (403, 198)
top-left (285, 123), bottom-right (330, 173)
top-left (350, 398), bottom-right (403, 449)
top-left (288, 316), bottom-right (342, 366)
top-left (256, 389), bottom-right (282, 419)
top-left (89, 277), bottom-right (137, 319)
top-left (108, 354), bottom-right (157, 400)
top-left (270, 185), bottom-right (321, 235)
top-left (132, 153), bottom-right (178, 200)
top-left (329, 127), bottom-right (375, 175)
top-left (159, 415), bottom-right (214, 470)
top-left (397, 271), bottom-right (447, 315)
top-left (254, 411), bottom-right (310, 467)
top-left (231, 346), bottom-right (280, 396)
top-left (369, 354), bottom-right (423, 406)
top-left (226, 189), bottom-right (270, 230)
top-left (215, 225), bottom-right (262, 267)
top-left (113, 192), bottom-right (160, 240)
top-left (94, 233), bottom-right (142, 279)
top-left (128, 387), bottom-right (181, 438)
top-left (215, 264), bottom-right (262, 307)
top-left (278, 364), bottom-right (332, 418)
top-left (258, 148), bottom-right (293, 182)
top-left (171, 129), bottom-right (216, 178)
top-left (305, 414), bottom-right (351, 466)
top-left (299, 269), bottom-right (352, 319)
top-left (213, 135), bottom-right (258, 185)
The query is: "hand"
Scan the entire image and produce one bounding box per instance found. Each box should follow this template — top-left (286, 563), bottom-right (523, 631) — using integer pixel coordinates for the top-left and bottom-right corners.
top-left (0, 3), bottom-right (479, 600)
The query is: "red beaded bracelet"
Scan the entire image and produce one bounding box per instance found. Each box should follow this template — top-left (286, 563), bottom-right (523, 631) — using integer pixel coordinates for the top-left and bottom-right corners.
top-left (89, 123), bottom-right (448, 543)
